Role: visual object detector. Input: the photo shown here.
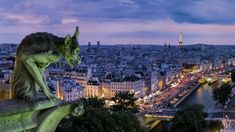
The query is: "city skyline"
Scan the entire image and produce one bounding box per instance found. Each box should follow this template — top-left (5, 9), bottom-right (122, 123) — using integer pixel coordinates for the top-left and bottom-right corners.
top-left (1, 0), bottom-right (235, 45)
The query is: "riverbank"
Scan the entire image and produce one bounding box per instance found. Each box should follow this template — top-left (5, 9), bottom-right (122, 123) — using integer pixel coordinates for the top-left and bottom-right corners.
top-left (173, 83), bottom-right (200, 108)
top-left (177, 82), bottom-right (219, 109)
top-left (166, 81), bottom-right (200, 108)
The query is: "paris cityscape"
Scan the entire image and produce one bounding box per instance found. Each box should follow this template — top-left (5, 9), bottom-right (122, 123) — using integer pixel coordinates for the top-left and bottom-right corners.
top-left (1, 0), bottom-right (235, 132)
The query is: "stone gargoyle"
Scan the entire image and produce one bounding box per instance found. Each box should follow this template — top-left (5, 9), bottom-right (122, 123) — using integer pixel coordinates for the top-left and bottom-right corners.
top-left (11, 27), bottom-right (81, 102)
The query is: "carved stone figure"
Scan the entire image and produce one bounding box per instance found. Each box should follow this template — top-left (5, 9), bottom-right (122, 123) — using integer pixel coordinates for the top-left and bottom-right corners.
top-left (11, 27), bottom-right (81, 102)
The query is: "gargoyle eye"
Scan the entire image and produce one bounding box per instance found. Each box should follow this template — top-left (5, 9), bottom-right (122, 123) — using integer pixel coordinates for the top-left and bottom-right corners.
top-left (75, 49), bottom-right (80, 53)
top-left (73, 49), bottom-right (79, 54)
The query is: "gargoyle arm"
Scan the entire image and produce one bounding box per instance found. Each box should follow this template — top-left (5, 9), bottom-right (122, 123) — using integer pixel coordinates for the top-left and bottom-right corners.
top-left (21, 55), bottom-right (56, 101)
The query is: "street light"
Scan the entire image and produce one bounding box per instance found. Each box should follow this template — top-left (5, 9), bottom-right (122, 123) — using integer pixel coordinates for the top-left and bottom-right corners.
top-left (223, 115), bottom-right (229, 130)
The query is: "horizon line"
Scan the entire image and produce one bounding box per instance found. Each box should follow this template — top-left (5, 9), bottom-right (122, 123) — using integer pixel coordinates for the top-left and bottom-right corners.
top-left (1, 42), bottom-right (235, 46)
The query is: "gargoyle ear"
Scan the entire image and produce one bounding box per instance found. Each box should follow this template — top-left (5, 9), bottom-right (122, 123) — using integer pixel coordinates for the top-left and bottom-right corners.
top-left (73, 26), bottom-right (79, 40)
top-left (64, 35), bottom-right (71, 48)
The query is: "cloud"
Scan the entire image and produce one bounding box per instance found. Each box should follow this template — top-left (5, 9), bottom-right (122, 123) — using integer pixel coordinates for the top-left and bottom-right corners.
top-left (66, 0), bottom-right (235, 24)
top-left (167, 0), bottom-right (235, 24)
top-left (0, 0), bottom-right (62, 25)
top-left (0, 12), bottom-right (50, 25)
top-left (1, 0), bottom-right (235, 25)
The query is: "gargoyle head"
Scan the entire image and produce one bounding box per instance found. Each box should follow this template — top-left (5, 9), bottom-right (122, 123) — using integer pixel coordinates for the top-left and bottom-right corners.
top-left (64, 26), bottom-right (81, 67)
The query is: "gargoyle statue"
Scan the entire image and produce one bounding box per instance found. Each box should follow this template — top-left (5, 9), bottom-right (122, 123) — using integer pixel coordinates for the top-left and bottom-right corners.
top-left (11, 27), bottom-right (81, 102)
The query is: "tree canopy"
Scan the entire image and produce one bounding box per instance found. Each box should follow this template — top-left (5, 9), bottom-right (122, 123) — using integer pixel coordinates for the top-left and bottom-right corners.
top-left (56, 96), bottom-right (145, 132)
top-left (212, 83), bottom-right (232, 107)
top-left (206, 120), bottom-right (224, 132)
top-left (171, 104), bottom-right (207, 132)
top-left (80, 97), bottom-right (105, 109)
top-left (231, 70), bottom-right (235, 83)
top-left (111, 91), bottom-right (139, 113)
top-left (171, 104), bottom-right (224, 132)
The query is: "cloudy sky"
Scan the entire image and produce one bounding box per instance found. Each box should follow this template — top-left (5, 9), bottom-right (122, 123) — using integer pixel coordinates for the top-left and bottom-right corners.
top-left (0, 0), bottom-right (235, 45)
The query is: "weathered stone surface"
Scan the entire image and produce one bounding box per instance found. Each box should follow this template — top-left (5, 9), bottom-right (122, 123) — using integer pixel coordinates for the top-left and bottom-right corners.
top-left (1, 27), bottom-right (83, 131)
top-left (0, 99), bottom-right (83, 132)
top-left (11, 27), bottom-right (80, 102)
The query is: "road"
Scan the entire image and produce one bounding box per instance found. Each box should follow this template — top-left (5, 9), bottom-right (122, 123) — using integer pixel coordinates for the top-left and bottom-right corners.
top-left (140, 76), bottom-right (192, 111)
top-left (139, 65), bottom-right (235, 113)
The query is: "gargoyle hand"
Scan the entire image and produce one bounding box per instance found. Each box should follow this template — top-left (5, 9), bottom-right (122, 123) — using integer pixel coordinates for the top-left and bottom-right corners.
top-left (45, 92), bottom-right (57, 102)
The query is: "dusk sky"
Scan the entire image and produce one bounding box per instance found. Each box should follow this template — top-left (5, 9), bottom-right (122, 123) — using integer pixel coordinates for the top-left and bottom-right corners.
top-left (1, 0), bottom-right (235, 45)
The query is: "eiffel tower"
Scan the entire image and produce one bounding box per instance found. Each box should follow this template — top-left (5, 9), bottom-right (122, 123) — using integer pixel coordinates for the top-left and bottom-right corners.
top-left (179, 32), bottom-right (183, 48)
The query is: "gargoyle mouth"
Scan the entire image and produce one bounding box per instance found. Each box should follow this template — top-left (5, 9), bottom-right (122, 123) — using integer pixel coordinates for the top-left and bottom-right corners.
top-left (68, 57), bottom-right (81, 67)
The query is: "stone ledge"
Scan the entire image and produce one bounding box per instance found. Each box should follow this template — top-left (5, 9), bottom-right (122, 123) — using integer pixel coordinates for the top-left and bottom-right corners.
top-left (0, 98), bottom-right (83, 132)
top-left (0, 98), bottom-right (60, 117)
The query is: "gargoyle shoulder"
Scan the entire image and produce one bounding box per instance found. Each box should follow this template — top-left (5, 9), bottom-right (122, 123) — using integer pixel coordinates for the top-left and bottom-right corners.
top-left (17, 32), bottom-right (64, 55)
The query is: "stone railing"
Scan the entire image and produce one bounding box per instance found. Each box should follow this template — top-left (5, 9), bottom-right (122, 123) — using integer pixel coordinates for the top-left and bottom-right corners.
top-left (0, 99), bottom-right (83, 132)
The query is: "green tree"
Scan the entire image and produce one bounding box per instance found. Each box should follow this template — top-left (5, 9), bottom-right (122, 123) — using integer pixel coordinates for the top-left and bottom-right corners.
top-left (56, 97), bottom-right (145, 132)
top-left (206, 120), bottom-right (224, 132)
top-left (212, 83), bottom-right (232, 107)
top-left (57, 108), bottom-right (114, 132)
top-left (171, 104), bottom-right (206, 132)
top-left (80, 97), bottom-right (105, 109)
top-left (231, 70), bottom-right (235, 83)
top-left (56, 108), bottom-right (145, 132)
top-left (171, 110), bottom-right (197, 132)
top-left (112, 111), bottom-right (145, 132)
top-left (111, 91), bottom-right (138, 113)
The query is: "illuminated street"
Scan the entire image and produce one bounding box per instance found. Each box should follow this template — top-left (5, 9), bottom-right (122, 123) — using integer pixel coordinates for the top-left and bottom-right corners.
top-left (139, 66), bottom-right (234, 115)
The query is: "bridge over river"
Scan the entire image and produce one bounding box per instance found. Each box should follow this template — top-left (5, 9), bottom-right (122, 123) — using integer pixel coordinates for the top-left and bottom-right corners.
top-left (144, 108), bottom-right (235, 120)
top-left (199, 74), bottom-right (231, 84)
top-left (143, 108), bottom-right (235, 130)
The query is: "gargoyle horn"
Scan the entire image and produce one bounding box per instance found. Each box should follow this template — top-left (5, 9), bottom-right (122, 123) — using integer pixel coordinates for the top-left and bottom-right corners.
top-left (74, 26), bottom-right (79, 40)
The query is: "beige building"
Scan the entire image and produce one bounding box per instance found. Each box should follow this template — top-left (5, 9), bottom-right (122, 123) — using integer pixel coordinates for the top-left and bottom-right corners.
top-left (85, 78), bottom-right (102, 97)
top-left (102, 74), bottom-right (144, 99)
